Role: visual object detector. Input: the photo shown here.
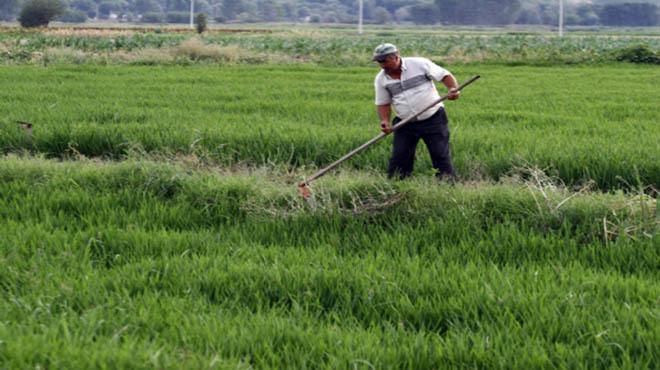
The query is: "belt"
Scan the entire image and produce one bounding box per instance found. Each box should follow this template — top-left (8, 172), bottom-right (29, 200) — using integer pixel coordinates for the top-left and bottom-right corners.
top-left (398, 106), bottom-right (443, 123)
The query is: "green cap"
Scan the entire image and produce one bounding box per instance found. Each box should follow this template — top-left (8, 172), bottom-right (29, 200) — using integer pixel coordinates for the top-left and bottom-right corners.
top-left (372, 43), bottom-right (398, 61)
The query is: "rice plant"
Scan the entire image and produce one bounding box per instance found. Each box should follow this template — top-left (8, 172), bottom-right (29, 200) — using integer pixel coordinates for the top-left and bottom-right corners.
top-left (0, 156), bottom-right (657, 368)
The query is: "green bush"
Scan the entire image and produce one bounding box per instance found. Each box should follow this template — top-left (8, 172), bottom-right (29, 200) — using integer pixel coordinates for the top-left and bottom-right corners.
top-left (195, 13), bottom-right (208, 34)
top-left (615, 45), bottom-right (660, 64)
top-left (18, 0), bottom-right (64, 27)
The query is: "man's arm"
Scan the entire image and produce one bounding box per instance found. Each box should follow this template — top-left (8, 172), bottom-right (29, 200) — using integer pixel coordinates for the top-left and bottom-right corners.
top-left (377, 104), bottom-right (392, 133)
top-left (441, 74), bottom-right (460, 100)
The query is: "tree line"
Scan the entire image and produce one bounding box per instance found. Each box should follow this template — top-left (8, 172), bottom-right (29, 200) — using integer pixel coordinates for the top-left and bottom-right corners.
top-left (2, 0), bottom-right (659, 27)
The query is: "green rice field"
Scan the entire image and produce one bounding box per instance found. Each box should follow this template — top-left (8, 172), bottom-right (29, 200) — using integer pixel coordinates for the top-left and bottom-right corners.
top-left (0, 28), bottom-right (658, 369)
top-left (1, 64), bottom-right (658, 189)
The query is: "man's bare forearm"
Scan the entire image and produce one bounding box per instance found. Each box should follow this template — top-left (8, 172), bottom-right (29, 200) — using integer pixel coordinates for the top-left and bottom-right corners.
top-left (377, 104), bottom-right (391, 123)
top-left (377, 104), bottom-right (393, 133)
top-left (441, 74), bottom-right (458, 90)
top-left (441, 74), bottom-right (460, 100)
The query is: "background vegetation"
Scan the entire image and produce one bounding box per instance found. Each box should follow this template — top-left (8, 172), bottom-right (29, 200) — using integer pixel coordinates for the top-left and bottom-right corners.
top-left (2, 0), bottom-right (660, 26)
top-left (1, 27), bottom-right (659, 66)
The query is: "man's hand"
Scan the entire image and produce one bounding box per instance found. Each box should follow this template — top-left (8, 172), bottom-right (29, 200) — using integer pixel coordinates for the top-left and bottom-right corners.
top-left (447, 87), bottom-right (460, 100)
top-left (380, 120), bottom-right (392, 134)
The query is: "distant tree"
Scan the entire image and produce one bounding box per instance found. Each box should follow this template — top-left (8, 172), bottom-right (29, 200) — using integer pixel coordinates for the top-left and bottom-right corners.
top-left (195, 12), bottom-right (207, 33)
top-left (515, 7), bottom-right (541, 24)
top-left (164, 0), bottom-right (189, 12)
top-left (59, 9), bottom-right (88, 22)
top-left (221, 0), bottom-right (242, 19)
top-left (375, 0), bottom-right (406, 15)
top-left (436, 0), bottom-right (521, 25)
top-left (1, 0), bottom-right (22, 20)
top-left (98, 1), bottom-right (120, 19)
top-left (565, 13), bottom-right (581, 26)
top-left (133, 0), bottom-right (161, 14)
top-left (165, 11), bottom-right (188, 22)
top-left (538, 3), bottom-right (556, 25)
top-left (236, 11), bottom-right (259, 22)
top-left (191, 1), bottom-right (213, 15)
top-left (19, 0), bottom-right (65, 27)
top-left (409, 2), bottom-right (438, 24)
top-left (257, 0), bottom-right (278, 21)
top-left (374, 6), bottom-right (391, 24)
top-left (324, 1), bottom-right (351, 23)
top-left (575, 4), bottom-right (599, 26)
top-left (394, 6), bottom-right (411, 23)
top-left (362, 0), bottom-right (376, 20)
top-left (245, 0), bottom-right (258, 14)
top-left (321, 11), bottom-right (338, 23)
top-left (120, 12), bottom-right (136, 22)
top-left (599, 3), bottom-right (658, 27)
top-left (142, 11), bottom-right (164, 22)
top-left (280, 1), bottom-right (295, 20)
top-left (297, 6), bottom-right (310, 19)
top-left (70, 0), bottom-right (97, 18)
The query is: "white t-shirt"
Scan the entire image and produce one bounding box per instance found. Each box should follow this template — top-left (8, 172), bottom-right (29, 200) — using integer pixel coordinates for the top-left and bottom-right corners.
top-left (374, 57), bottom-right (449, 121)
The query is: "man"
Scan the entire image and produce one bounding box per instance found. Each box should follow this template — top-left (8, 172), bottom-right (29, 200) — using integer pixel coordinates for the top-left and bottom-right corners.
top-left (373, 43), bottom-right (460, 181)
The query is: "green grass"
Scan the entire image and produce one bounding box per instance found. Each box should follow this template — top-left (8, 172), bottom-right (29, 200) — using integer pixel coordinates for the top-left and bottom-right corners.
top-left (0, 155), bottom-right (657, 368)
top-left (1, 31), bottom-right (659, 368)
top-left (0, 64), bottom-right (658, 190)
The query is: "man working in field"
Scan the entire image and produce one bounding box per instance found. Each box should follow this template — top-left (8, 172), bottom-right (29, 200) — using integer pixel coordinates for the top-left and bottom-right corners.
top-left (373, 43), bottom-right (460, 181)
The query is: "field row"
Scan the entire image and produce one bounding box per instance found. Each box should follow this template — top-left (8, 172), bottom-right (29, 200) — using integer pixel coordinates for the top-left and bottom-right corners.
top-left (1, 65), bottom-right (658, 190)
top-left (0, 155), bottom-right (658, 368)
top-left (1, 155), bottom-right (657, 270)
top-left (1, 29), bottom-right (659, 65)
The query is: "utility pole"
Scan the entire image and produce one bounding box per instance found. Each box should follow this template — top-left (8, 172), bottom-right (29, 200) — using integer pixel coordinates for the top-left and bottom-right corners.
top-left (558, 0), bottom-right (564, 37)
top-left (358, 0), bottom-right (363, 35)
top-left (190, 0), bottom-right (195, 29)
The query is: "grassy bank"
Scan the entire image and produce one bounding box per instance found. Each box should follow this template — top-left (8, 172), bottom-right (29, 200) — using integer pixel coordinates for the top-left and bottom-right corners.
top-left (0, 155), bottom-right (657, 368)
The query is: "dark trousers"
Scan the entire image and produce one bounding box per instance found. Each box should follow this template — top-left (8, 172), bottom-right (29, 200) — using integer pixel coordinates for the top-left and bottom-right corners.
top-left (388, 108), bottom-right (455, 179)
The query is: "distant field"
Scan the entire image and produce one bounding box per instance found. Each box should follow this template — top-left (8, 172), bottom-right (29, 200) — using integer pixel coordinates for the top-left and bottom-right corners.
top-left (0, 64), bottom-right (658, 189)
top-left (0, 27), bottom-right (658, 369)
top-left (1, 25), bottom-right (659, 65)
